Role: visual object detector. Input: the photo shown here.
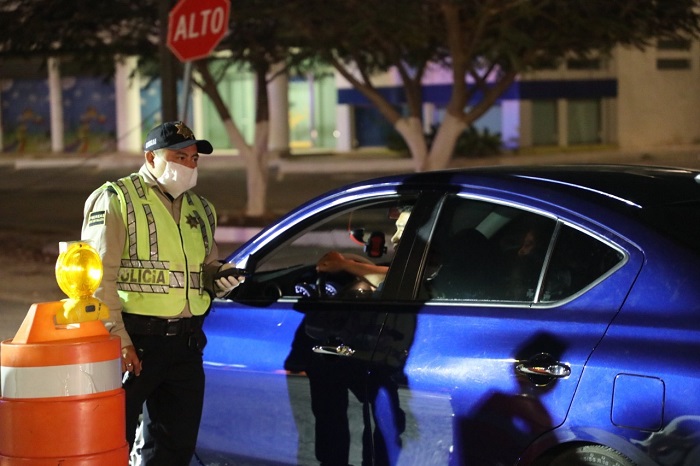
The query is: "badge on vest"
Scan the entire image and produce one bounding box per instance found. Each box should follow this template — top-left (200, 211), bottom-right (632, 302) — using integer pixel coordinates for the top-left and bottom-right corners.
top-left (186, 213), bottom-right (201, 229)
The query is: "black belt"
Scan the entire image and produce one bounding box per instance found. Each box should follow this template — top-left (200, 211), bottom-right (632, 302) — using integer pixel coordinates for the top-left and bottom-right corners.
top-left (123, 313), bottom-right (204, 337)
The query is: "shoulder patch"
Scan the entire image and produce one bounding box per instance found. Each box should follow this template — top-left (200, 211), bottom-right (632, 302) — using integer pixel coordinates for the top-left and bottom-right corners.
top-left (88, 210), bottom-right (106, 227)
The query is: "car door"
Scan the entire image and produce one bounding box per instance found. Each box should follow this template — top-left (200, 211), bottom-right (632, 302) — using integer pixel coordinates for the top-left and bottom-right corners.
top-left (196, 190), bottom-right (425, 465)
top-left (366, 193), bottom-right (643, 466)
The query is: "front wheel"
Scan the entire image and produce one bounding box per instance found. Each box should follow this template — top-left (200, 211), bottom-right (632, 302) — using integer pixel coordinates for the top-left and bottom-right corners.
top-left (540, 444), bottom-right (635, 466)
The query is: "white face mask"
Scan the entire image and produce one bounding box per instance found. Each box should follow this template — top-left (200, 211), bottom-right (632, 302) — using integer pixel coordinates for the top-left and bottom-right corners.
top-left (156, 161), bottom-right (198, 198)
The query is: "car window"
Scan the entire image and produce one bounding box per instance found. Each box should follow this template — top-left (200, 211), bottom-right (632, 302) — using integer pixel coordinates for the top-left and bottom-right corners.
top-left (248, 196), bottom-right (417, 300)
top-left (420, 196), bottom-right (624, 304)
top-left (420, 196), bottom-right (556, 302)
top-left (540, 225), bottom-right (624, 302)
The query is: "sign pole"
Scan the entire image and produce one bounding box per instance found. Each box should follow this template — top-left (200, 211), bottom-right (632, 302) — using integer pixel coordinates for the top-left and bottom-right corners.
top-left (167, 0), bottom-right (230, 125)
top-left (160, 0), bottom-right (178, 121)
top-left (180, 61), bottom-right (193, 123)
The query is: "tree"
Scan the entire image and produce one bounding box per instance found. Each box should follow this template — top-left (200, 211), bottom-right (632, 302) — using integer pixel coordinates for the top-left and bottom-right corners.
top-left (0, 0), bottom-right (297, 219)
top-left (0, 0), bottom-right (155, 72)
top-left (4, 0), bottom-right (700, 208)
top-left (190, 0), bottom-right (313, 218)
top-left (291, 0), bottom-right (700, 171)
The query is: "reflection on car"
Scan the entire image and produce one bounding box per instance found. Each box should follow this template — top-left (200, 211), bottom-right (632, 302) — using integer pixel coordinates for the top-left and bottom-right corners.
top-left (195, 165), bottom-right (700, 466)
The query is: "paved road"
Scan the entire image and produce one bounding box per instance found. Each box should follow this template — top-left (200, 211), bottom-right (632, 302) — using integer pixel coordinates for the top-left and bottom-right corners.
top-left (0, 159), bottom-right (401, 234)
top-left (2, 146), bottom-right (700, 341)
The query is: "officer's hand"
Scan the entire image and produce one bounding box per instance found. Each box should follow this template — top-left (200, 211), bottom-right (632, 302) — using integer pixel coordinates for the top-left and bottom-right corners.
top-left (215, 263), bottom-right (244, 298)
top-left (121, 345), bottom-right (142, 376)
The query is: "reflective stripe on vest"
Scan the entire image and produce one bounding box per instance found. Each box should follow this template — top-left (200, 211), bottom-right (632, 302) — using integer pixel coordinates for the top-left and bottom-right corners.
top-left (107, 174), bottom-right (216, 317)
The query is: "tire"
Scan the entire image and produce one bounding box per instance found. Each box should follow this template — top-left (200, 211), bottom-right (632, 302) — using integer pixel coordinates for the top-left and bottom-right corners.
top-left (543, 444), bottom-right (635, 466)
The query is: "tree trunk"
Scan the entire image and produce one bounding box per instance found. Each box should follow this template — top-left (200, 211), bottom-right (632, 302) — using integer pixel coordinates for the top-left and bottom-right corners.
top-left (196, 61), bottom-right (272, 219)
top-left (246, 66), bottom-right (271, 219)
top-left (394, 117), bottom-right (428, 172)
top-left (245, 121), bottom-right (270, 218)
top-left (426, 112), bottom-right (467, 170)
top-left (217, 117), bottom-right (269, 218)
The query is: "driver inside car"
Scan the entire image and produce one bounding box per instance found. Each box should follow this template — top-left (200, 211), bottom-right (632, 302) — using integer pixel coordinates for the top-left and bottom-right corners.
top-left (315, 206), bottom-right (412, 288)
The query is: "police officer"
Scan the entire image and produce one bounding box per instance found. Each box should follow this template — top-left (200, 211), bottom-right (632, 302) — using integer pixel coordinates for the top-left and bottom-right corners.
top-left (81, 121), bottom-right (242, 465)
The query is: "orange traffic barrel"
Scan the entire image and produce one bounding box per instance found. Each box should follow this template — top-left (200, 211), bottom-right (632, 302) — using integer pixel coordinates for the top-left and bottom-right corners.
top-left (0, 301), bottom-right (128, 465)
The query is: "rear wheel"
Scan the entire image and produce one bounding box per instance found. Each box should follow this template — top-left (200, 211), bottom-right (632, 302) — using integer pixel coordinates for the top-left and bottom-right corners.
top-left (540, 444), bottom-right (635, 466)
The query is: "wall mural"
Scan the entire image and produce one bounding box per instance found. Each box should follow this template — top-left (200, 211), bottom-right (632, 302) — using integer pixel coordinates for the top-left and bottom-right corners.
top-left (1, 77), bottom-right (117, 154)
top-left (1, 79), bottom-right (51, 153)
top-left (62, 77), bottom-right (116, 153)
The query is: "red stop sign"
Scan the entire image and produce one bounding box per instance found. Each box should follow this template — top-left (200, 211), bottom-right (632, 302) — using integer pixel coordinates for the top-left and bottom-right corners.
top-left (167, 0), bottom-right (230, 62)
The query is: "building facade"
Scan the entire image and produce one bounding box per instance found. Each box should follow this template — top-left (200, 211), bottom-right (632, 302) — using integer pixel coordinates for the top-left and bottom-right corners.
top-left (2, 39), bottom-right (700, 156)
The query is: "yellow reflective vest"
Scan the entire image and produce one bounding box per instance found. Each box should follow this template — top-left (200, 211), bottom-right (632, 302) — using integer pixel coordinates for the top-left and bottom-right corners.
top-left (107, 174), bottom-right (216, 317)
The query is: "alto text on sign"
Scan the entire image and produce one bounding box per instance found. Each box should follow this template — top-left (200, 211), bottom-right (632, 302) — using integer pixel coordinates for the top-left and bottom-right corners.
top-left (167, 0), bottom-right (231, 62)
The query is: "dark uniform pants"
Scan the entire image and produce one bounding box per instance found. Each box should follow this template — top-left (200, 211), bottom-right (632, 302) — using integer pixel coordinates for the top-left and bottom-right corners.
top-left (307, 354), bottom-right (405, 466)
top-left (124, 330), bottom-right (206, 466)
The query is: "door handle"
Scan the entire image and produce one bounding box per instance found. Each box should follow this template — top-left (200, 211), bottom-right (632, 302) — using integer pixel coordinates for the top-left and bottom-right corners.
top-left (516, 362), bottom-right (571, 378)
top-left (312, 344), bottom-right (356, 357)
top-left (516, 352), bottom-right (571, 386)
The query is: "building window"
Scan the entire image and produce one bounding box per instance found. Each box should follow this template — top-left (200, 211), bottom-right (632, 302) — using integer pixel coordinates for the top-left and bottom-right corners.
top-left (656, 37), bottom-right (692, 70)
top-left (532, 59), bottom-right (559, 71)
top-left (656, 58), bottom-right (691, 70)
top-left (657, 39), bottom-right (691, 50)
top-left (566, 58), bottom-right (602, 70)
top-left (531, 100), bottom-right (558, 146)
top-left (568, 99), bottom-right (601, 145)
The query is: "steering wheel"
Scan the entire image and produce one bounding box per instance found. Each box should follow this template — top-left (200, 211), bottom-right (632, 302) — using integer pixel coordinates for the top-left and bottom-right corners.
top-left (315, 253), bottom-right (378, 299)
top-left (316, 271), bottom-right (329, 298)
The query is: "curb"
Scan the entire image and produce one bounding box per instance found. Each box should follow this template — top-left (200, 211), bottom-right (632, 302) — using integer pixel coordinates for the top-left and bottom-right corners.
top-left (3, 152), bottom-right (414, 174)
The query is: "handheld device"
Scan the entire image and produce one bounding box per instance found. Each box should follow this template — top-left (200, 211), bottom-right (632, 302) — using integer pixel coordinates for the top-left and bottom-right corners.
top-left (214, 267), bottom-right (251, 280)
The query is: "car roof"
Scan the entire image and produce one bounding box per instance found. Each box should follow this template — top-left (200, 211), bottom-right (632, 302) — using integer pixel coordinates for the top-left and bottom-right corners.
top-left (390, 164), bottom-right (700, 209)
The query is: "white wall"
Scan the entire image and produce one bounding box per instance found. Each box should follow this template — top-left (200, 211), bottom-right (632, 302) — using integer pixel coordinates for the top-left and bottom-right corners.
top-left (616, 44), bottom-right (700, 148)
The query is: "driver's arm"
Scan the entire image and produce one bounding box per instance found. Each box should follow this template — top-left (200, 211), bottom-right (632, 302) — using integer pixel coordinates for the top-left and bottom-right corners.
top-left (316, 251), bottom-right (388, 287)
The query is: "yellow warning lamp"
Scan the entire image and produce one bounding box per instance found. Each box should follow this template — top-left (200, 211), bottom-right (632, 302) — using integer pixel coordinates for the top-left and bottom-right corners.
top-left (54, 241), bottom-right (109, 325)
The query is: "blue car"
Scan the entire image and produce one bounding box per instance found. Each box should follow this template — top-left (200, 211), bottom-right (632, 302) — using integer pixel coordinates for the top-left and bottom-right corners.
top-left (195, 165), bottom-right (700, 466)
